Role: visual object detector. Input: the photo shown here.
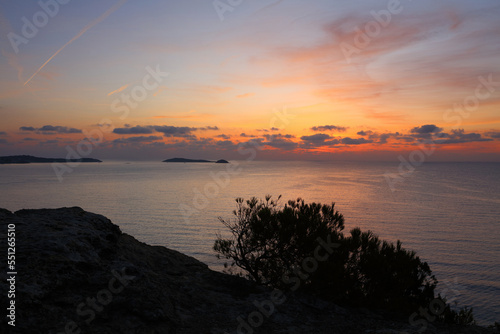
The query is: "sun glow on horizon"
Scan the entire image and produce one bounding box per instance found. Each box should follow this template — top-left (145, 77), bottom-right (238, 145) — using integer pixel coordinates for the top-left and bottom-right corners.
top-left (0, 0), bottom-right (499, 161)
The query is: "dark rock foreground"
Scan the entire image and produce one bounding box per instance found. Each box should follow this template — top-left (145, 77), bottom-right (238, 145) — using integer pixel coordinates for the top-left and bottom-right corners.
top-left (0, 207), bottom-right (496, 334)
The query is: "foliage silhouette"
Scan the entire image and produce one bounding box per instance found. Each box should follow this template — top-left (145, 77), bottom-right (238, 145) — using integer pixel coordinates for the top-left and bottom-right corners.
top-left (214, 196), bottom-right (438, 314)
top-left (439, 300), bottom-right (476, 326)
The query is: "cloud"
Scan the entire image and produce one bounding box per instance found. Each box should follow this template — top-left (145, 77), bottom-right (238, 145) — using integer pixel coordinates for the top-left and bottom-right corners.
top-left (19, 125), bottom-right (82, 134)
top-left (0, 131), bottom-right (7, 135)
top-left (341, 137), bottom-right (373, 145)
top-left (300, 133), bottom-right (373, 147)
top-left (0, 139), bottom-right (8, 144)
top-left (357, 130), bottom-right (374, 136)
top-left (112, 124), bottom-right (217, 137)
top-left (107, 84), bottom-right (129, 96)
top-left (153, 125), bottom-right (196, 137)
top-left (357, 131), bottom-right (411, 144)
top-left (23, 0), bottom-right (128, 86)
top-left (113, 126), bottom-right (154, 134)
top-left (240, 138), bottom-right (265, 148)
top-left (264, 133), bottom-right (295, 140)
top-left (355, 127), bottom-right (495, 146)
top-left (378, 133), bottom-right (391, 145)
top-left (198, 126), bottom-right (219, 131)
top-left (434, 129), bottom-right (493, 145)
top-left (256, 127), bottom-right (280, 133)
top-left (217, 134), bottom-right (231, 139)
top-left (113, 136), bottom-right (162, 144)
top-left (240, 133), bottom-right (256, 137)
top-left (216, 140), bottom-right (236, 147)
top-left (311, 125), bottom-right (347, 132)
top-left (300, 133), bottom-right (332, 143)
top-left (409, 124), bottom-right (445, 140)
top-left (263, 136), bottom-right (298, 150)
top-left (410, 124), bottom-right (443, 134)
top-left (485, 131), bottom-right (500, 139)
top-left (91, 123), bottom-right (113, 128)
top-left (39, 125), bottom-right (82, 134)
top-left (153, 86), bottom-right (168, 97)
top-left (252, 5), bottom-right (500, 119)
top-left (23, 138), bottom-right (37, 141)
top-left (299, 133), bottom-right (340, 147)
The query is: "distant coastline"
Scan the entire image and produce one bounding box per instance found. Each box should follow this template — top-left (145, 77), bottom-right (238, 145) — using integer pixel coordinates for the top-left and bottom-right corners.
top-left (0, 155), bottom-right (102, 164)
top-left (163, 157), bottom-right (229, 163)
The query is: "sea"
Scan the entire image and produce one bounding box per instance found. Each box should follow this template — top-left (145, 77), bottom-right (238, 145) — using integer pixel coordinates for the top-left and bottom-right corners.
top-left (0, 160), bottom-right (499, 325)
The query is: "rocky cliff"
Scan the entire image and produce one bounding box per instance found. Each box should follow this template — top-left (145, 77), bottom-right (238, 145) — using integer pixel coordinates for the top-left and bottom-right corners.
top-left (0, 207), bottom-right (496, 334)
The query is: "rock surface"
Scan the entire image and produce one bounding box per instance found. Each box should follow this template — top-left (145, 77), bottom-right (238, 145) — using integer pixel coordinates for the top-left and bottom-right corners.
top-left (0, 207), bottom-right (496, 334)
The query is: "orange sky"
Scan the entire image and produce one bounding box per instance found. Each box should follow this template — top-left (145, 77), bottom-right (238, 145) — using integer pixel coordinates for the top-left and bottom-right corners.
top-left (0, 0), bottom-right (499, 161)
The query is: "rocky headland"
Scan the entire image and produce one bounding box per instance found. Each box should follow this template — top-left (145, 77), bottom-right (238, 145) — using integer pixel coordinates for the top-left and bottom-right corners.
top-left (0, 155), bottom-right (102, 164)
top-left (0, 208), bottom-right (496, 334)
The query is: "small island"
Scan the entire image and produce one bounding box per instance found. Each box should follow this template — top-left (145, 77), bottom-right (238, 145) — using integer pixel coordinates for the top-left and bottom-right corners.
top-left (0, 155), bottom-right (102, 164)
top-left (163, 157), bottom-right (229, 163)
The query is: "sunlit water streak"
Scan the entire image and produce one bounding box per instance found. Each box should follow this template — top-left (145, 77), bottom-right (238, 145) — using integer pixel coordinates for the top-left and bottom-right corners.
top-left (1, 160), bottom-right (498, 325)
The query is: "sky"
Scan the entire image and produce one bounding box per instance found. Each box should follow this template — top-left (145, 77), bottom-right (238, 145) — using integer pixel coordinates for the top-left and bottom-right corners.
top-left (0, 0), bottom-right (499, 161)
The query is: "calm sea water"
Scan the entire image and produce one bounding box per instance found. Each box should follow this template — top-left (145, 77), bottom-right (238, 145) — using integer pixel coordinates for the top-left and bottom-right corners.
top-left (0, 160), bottom-right (499, 325)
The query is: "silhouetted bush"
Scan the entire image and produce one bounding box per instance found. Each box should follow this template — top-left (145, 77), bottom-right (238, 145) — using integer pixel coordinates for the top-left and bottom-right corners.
top-left (439, 300), bottom-right (476, 326)
top-left (214, 195), bottom-right (345, 287)
top-left (487, 321), bottom-right (500, 331)
top-left (214, 196), bottom-right (438, 314)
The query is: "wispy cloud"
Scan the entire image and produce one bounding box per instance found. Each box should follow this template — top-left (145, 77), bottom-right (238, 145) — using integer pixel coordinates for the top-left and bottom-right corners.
top-left (107, 84), bottom-right (129, 96)
top-left (153, 86), bottom-right (168, 96)
top-left (24, 0), bottom-right (127, 86)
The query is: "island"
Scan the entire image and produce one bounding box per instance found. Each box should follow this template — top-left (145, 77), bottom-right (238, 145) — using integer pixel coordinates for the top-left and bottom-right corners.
top-left (0, 155), bottom-right (102, 164)
top-left (163, 157), bottom-right (229, 163)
